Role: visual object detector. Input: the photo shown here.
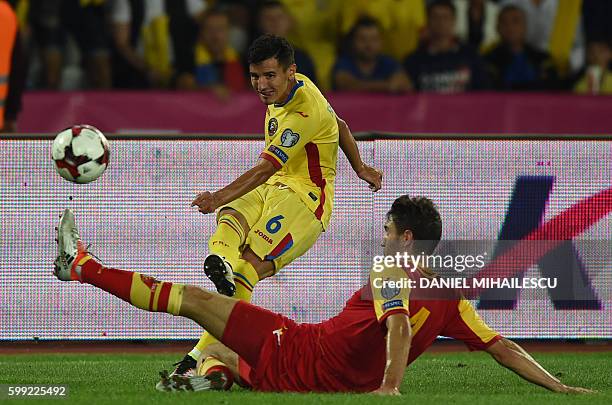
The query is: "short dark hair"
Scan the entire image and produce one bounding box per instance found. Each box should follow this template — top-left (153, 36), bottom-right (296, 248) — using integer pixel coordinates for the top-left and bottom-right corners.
top-left (427, 0), bottom-right (456, 17)
top-left (343, 16), bottom-right (382, 56)
top-left (387, 195), bottom-right (442, 255)
top-left (498, 4), bottom-right (526, 20)
top-left (258, 0), bottom-right (285, 12)
top-left (201, 8), bottom-right (229, 25)
top-left (247, 34), bottom-right (295, 69)
top-left (348, 16), bottom-right (381, 41)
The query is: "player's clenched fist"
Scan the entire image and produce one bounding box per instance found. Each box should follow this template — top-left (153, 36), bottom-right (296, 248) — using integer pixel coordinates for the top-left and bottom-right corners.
top-left (191, 191), bottom-right (219, 214)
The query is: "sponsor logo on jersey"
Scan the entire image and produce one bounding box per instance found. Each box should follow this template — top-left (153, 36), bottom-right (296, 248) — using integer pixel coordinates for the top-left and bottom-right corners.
top-left (268, 118), bottom-right (278, 136)
top-left (280, 129), bottom-right (300, 147)
top-left (268, 145), bottom-right (288, 163)
top-left (273, 326), bottom-right (287, 346)
top-left (254, 229), bottom-right (273, 245)
top-left (382, 299), bottom-right (404, 311)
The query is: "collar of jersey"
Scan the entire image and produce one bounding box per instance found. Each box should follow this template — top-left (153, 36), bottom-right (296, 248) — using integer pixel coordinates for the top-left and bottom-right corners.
top-left (274, 80), bottom-right (304, 107)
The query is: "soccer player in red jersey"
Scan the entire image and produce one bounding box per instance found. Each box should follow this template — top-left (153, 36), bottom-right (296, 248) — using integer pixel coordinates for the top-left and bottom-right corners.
top-left (53, 196), bottom-right (591, 395)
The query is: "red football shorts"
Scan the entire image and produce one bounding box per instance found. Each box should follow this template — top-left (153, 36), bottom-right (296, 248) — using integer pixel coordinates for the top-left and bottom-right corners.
top-left (221, 300), bottom-right (296, 385)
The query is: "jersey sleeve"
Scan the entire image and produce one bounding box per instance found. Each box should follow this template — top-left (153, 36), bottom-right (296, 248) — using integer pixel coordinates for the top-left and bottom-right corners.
top-left (440, 299), bottom-right (502, 351)
top-left (370, 265), bottom-right (410, 324)
top-left (259, 107), bottom-right (320, 169)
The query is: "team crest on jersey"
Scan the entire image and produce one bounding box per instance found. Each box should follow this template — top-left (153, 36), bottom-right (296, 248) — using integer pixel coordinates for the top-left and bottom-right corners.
top-left (280, 129), bottom-right (300, 147)
top-left (268, 118), bottom-right (278, 136)
top-left (381, 278), bottom-right (401, 300)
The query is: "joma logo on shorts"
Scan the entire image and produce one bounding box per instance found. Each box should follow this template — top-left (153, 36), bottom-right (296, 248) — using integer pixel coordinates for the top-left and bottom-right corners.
top-left (255, 229), bottom-right (273, 244)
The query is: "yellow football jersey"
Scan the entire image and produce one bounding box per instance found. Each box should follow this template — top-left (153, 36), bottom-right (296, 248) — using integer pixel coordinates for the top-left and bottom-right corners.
top-left (259, 73), bottom-right (339, 229)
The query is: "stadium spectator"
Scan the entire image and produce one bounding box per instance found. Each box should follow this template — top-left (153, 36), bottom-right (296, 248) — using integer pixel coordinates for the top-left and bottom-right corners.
top-left (2, 26), bottom-right (27, 132)
top-left (582, 0), bottom-right (612, 45)
top-left (404, 0), bottom-right (489, 93)
top-left (276, 0), bottom-right (339, 90)
top-left (574, 41), bottom-right (612, 95)
top-left (336, 0), bottom-right (427, 62)
top-left (1, 0), bottom-right (27, 133)
top-left (500, 0), bottom-right (584, 77)
top-left (110, 0), bottom-right (206, 89)
top-left (333, 17), bottom-right (412, 93)
top-left (208, 0), bottom-right (258, 55)
top-left (179, 9), bottom-right (246, 96)
top-left (484, 5), bottom-right (559, 90)
top-left (28, 0), bottom-right (111, 89)
top-left (0, 0), bottom-right (17, 132)
top-left (255, 1), bottom-right (317, 84)
top-left (165, 0), bottom-right (207, 88)
top-left (453, 0), bottom-right (500, 50)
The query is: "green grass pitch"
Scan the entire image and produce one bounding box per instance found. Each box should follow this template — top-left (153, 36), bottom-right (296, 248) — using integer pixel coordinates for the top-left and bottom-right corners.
top-left (0, 351), bottom-right (610, 404)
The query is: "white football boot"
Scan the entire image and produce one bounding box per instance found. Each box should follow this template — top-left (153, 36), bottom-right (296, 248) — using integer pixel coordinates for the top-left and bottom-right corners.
top-left (156, 369), bottom-right (229, 392)
top-left (155, 355), bottom-right (198, 392)
top-left (53, 208), bottom-right (88, 281)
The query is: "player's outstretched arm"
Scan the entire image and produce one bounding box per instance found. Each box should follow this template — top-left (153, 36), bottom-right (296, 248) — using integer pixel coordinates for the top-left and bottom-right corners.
top-left (372, 313), bottom-right (412, 395)
top-left (486, 338), bottom-right (594, 393)
top-left (191, 159), bottom-right (278, 214)
top-left (337, 117), bottom-right (382, 192)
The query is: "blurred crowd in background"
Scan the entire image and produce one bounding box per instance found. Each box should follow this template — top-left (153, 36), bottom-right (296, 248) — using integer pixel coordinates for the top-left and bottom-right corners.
top-left (1, 0), bottom-right (611, 106)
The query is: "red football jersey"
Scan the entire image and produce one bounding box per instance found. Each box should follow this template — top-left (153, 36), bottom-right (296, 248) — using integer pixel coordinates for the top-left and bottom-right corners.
top-left (241, 268), bottom-right (500, 392)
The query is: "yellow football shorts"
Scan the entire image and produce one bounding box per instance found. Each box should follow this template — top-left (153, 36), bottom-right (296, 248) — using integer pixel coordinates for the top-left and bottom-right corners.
top-left (219, 183), bottom-right (323, 272)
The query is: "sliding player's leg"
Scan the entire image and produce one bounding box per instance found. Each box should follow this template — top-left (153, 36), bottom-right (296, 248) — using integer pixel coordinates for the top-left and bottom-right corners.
top-left (53, 209), bottom-right (282, 390)
top-left (53, 209), bottom-right (235, 339)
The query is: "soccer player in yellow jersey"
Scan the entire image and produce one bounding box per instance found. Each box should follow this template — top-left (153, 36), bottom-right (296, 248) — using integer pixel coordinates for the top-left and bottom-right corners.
top-left (164, 34), bottom-right (383, 387)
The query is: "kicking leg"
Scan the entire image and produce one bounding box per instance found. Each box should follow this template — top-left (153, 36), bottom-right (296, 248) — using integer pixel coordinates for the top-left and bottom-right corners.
top-left (190, 209), bottom-right (261, 380)
top-left (204, 208), bottom-right (251, 297)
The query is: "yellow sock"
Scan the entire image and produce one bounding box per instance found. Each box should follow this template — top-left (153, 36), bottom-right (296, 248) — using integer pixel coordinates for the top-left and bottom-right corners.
top-left (128, 273), bottom-right (184, 315)
top-left (233, 259), bottom-right (259, 301)
top-left (189, 260), bottom-right (259, 361)
top-left (208, 213), bottom-right (246, 268)
top-left (79, 258), bottom-right (184, 316)
top-left (197, 357), bottom-right (227, 376)
top-left (191, 331), bottom-right (220, 359)
top-left (189, 215), bottom-right (247, 360)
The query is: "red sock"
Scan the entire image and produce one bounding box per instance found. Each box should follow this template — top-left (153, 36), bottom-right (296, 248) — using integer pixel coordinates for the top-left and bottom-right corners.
top-left (79, 258), bottom-right (184, 315)
top-left (206, 365), bottom-right (234, 390)
top-left (80, 258), bottom-right (133, 302)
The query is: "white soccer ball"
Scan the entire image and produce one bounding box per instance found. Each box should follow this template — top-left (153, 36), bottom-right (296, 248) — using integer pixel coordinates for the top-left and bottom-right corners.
top-left (52, 124), bottom-right (110, 184)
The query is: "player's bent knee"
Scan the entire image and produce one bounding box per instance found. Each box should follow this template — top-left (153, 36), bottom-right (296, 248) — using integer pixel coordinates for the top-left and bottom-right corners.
top-left (180, 285), bottom-right (216, 317)
top-left (242, 248), bottom-right (275, 279)
top-left (217, 208), bottom-right (250, 234)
